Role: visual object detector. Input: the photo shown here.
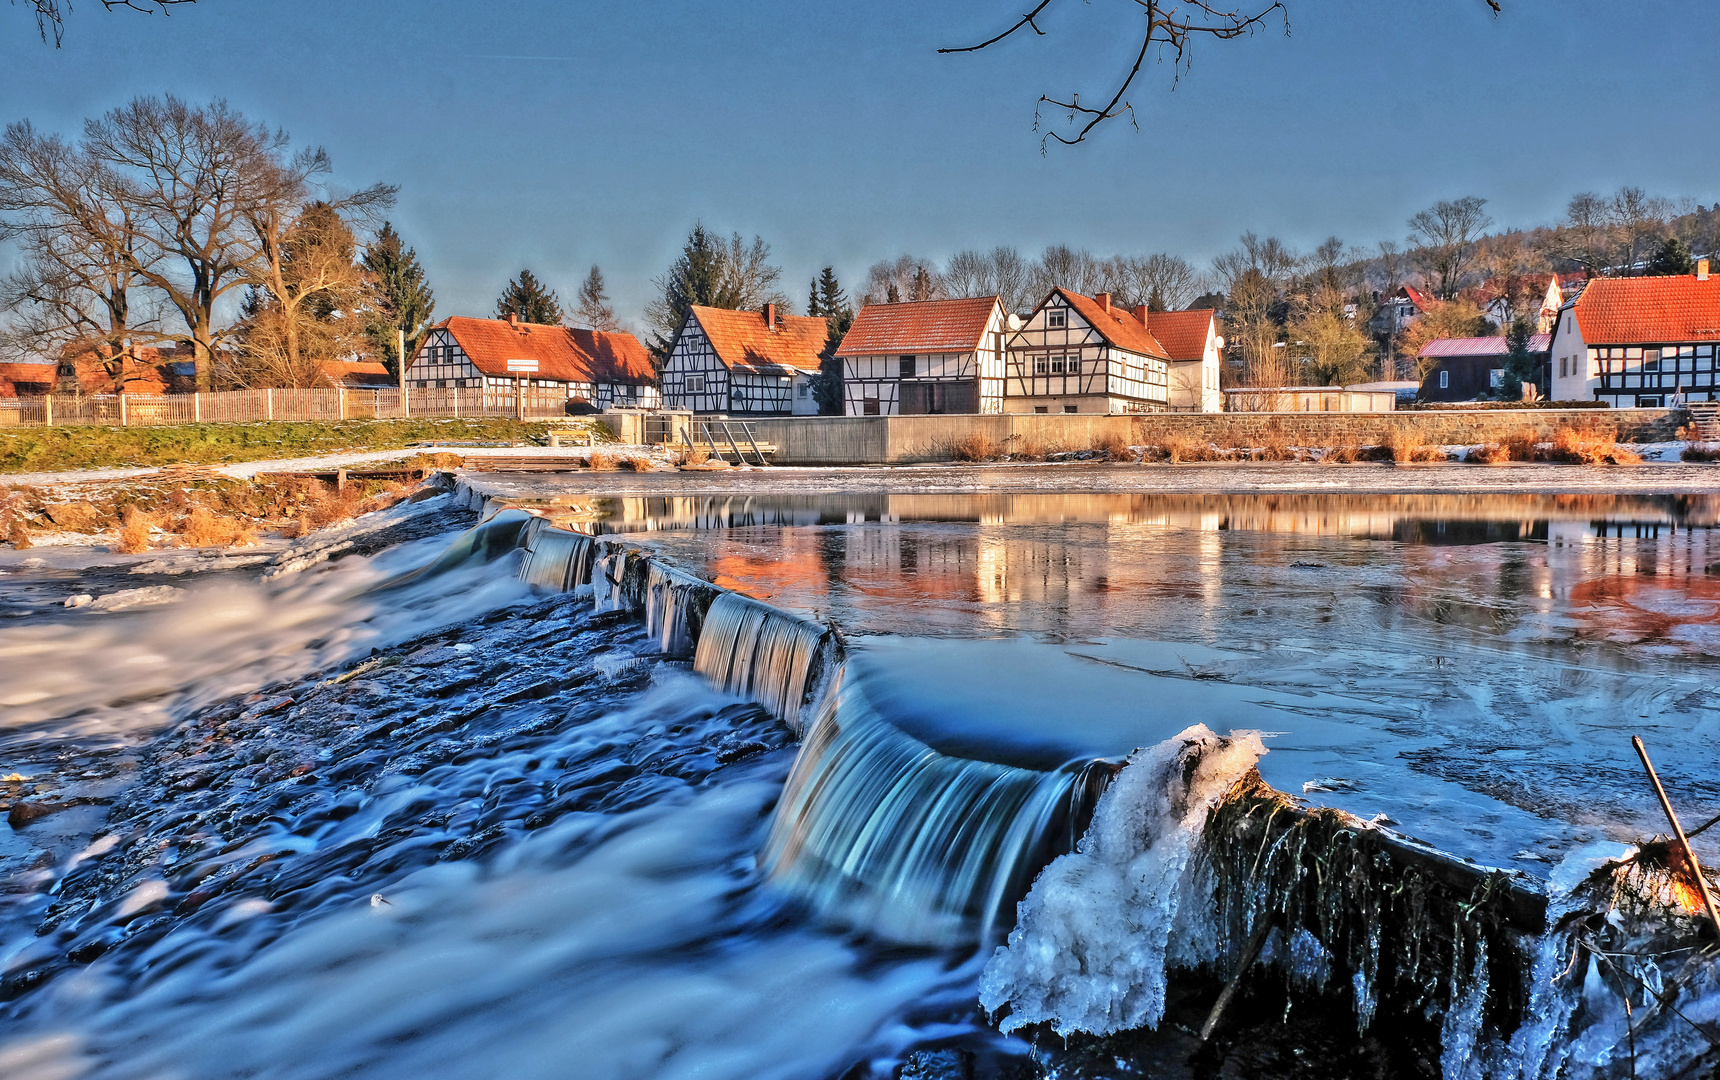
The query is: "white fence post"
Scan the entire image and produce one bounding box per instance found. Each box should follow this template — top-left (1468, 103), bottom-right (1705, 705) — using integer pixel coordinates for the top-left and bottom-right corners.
top-left (43, 396), bottom-right (52, 426)
top-left (266, 388), bottom-right (273, 421)
top-left (119, 394), bottom-right (128, 427)
top-left (194, 392), bottom-right (201, 423)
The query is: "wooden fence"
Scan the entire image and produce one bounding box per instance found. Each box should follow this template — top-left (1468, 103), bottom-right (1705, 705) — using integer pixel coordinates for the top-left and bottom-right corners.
top-left (0, 387), bottom-right (580, 428)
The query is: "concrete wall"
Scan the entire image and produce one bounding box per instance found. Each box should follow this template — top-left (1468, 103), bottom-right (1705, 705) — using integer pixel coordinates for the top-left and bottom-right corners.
top-left (746, 408), bottom-right (1685, 465)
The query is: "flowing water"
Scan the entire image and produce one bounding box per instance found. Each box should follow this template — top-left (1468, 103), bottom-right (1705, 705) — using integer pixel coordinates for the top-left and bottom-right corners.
top-left (3, 480), bottom-right (1719, 1079)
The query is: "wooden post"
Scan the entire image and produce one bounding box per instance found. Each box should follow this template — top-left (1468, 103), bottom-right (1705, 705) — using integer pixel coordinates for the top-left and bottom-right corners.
top-left (266, 388), bottom-right (274, 421)
top-left (119, 393), bottom-right (128, 427)
top-left (338, 387), bottom-right (347, 421)
top-left (398, 327), bottom-right (409, 419)
top-left (193, 392), bottom-right (201, 423)
top-left (1632, 736), bottom-right (1720, 942)
top-left (43, 395), bottom-right (52, 426)
top-left (515, 376), bottom-right (524, 421)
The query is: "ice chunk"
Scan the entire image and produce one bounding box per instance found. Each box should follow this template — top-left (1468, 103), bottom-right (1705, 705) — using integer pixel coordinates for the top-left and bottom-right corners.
top-left (978, 724), bottom-right (1265, 1037)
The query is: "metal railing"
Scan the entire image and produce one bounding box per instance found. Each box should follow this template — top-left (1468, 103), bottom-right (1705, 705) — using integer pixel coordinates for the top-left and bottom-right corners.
top-left (685, 418), bottom-right (774, 465)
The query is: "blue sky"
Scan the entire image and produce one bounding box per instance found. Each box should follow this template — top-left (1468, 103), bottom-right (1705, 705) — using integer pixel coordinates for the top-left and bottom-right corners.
top-left (3, 0), bottom-right (1718, 327)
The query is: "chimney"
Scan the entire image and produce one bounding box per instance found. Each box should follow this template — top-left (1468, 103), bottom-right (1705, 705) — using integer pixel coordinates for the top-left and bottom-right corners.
top-left (1700, 259), bottom-right (1710, 281)
top-left (1095, 291), bottom-right (1111, 312)
top-left (764, 302), bottom-right (776, 329)
top-left (1134, 304), bottom-right (1149, 327)
top-left (507, 313), bottom-right (519, 329)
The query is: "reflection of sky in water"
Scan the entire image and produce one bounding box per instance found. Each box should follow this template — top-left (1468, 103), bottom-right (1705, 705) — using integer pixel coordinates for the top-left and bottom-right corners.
top-left (561, 490), bottom-right (1720, 873)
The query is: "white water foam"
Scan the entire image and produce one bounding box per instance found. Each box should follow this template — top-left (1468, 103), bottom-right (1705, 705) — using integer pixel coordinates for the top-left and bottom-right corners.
top-left (978, 725), bottom-right (1266, 1037)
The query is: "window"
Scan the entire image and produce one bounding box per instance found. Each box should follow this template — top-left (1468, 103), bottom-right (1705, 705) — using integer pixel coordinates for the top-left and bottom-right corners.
top-left (1637, 395), bottom-right (1663, 408)
top-left (1063, 405), bottom-right (1078, 414)
top-left (1034, 406), bottom-right (1048, 414)
top-left (1047, 310), bottom-right (1066, 329)
top-left (863, 399), bottom-right (880, 415)
top-left (1489, 369), bottom-right (1503, 389)
top-left (1559, 357), bottom-right (1567, 378)
top-left (1069, 357), bottom-right (1081, 374)
top-left (1035, 355), bottom-right (1048, 375)
top-left (1439, 370), bottom-right (1449, 389)
top-left (1050, 355), bottom-right (1065, 373)
top-left (798, 383), bottom-right (810, 398)
top-left (1644, 349), bottom-right (1661, 372)
top-left (685, 374), bottom-right (706, 393)
top-left (900, 355), bottom-right (916, 379)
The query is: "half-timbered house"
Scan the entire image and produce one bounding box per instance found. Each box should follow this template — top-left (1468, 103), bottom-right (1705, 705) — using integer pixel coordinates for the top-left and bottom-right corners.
top-left (1547, 265), bottom-right (1720, 406)
top-left (1147, 308), bottom-right (1224, 412)
top-left (834, 296), bottom-right (1010, 415)
top-left (660, 304), bottom-right (826, 415)
top-left (404, 315), bottom-right (657, 411)
top-left (1002, 290), bottom-right (1170, 413)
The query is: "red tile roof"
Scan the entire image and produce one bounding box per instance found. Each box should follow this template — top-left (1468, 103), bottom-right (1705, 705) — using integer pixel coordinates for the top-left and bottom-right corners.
top-left (1054, 289), bottom-right (1170, 359)
top-left (568, 327), bottom-right (653, 384)
top-left (435, 316), bottom-right (654, 384)
top-left (1418, 334), bottom-right (1551, 358)
top-left (1400, 285), bottom-right (1432, 310)
top-left (833, 296), bottom-right (1002, 357)
top-left (0, 362), bottom-right (54, 398)
top-left (1570, 274), bottom-right (1720, 345)
top-left (1144, 309), bottom-right (1215, 362)
top-left (320, 360), bottom-right (396, 389)
top-left (690, 306), bottom-right (827, 375)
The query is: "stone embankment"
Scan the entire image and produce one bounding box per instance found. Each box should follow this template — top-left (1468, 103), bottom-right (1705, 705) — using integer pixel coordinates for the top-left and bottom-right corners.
top-left (742, 408), bottom-right (1686, 465)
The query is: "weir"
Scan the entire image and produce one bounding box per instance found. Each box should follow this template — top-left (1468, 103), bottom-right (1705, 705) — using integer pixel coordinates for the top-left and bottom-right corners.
top-left (401, 498), bottom-right (1720, 1074)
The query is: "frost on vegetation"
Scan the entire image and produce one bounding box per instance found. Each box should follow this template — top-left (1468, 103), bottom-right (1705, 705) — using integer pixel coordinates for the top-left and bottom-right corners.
top-left (978, 724), bottom-right (1265, 1037)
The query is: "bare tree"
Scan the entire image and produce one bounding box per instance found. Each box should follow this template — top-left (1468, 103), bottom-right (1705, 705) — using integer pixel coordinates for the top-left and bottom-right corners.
top-left (943, 246), bottom-right (1033, 313)
top-left (1118, 252), bottom-right (1204, 311)
top-left (230, 203), bottom-right (375, 388)
top-left (0, 120), bottom-right (158, 373)
top-left (243, 155), bottom-right (395, 379)
top-left (575, 265), bottom-right (620, 331)
top-left (1407, 196), bottom-right (1492, 300)
top-left (17, 0), bottom-right (193, 47)
top-left (1609, 186), bottom-right (1673, 273)
top-left (1029, 244), bottom-right (1109, 299)
top-left (860, 255), bottom-right (944, 306)
top-left (940, 1), bottom-right (1288, 149)
top-left (1212, 233), bottom-right (1297, 388)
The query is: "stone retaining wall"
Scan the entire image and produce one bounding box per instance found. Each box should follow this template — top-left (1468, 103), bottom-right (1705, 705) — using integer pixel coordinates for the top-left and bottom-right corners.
top-left (747, 409), bottom-right (1685, 464)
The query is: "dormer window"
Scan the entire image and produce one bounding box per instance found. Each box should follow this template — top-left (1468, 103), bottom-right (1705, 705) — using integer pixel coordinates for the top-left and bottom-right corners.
top-left (1047, 310), bottom-right (1066, 329)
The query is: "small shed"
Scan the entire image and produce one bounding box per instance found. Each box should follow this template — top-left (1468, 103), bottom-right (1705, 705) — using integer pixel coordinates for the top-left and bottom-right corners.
top-left (1223, 386), bottom-right (1398, 413)
top-left (1416, 335), bottom-right (1549, 402)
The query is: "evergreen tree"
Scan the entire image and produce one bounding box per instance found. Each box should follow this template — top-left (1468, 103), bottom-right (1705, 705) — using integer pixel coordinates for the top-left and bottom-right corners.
top-left (810, 266), bottom-right (853, 415)
top-left (1498, 316), bottom-right (1540, 401)
top-left (575, 265), bottom-right (620, 331)
top-left (496, 269), bottom-right (564, 325)
top-left (645, 223), bottom-right (769, 368)
top-left (886, 282), bottom-right (900, 304)
top-left (1647, 236), bottom-right (1696, 276)
top-left (361, 222), bottom-right (435, 377)
top-left (807, 276), bottom-right (821, 317)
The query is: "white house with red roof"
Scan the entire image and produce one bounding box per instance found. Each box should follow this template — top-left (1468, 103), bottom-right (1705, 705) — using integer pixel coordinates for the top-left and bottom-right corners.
top-left (661, 304), bottom-right (826, 415)
top-left (1367, 285), bottom-right (1432, 337)
top-left (1003, 289), bottom-right (1170, 413)
top-left (405, 315), bottom-right (658, 412)
top-left (1547, 265), bottom-right (1720, 407)
top-left (833, 296), bottom-right (1010, 415)
top-left (1146, 308), bottom-right (1223, 412)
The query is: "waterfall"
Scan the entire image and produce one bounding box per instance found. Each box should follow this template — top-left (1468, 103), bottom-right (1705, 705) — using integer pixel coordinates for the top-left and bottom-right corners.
top-left (644, 561), bottom-right (712, 657)
top-left (518, 525), bottom-right (595, 591)
top-left (374, 509), bottom-right (536, 590)
top-left (692, 592), bottom-right (832, 728)
top-left (763, 668), bottom-right (1106, 947)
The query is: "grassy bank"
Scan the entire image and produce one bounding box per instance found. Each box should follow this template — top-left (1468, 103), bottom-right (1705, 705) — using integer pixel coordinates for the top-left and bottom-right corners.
top-left (0, 417), bottom-right (608, 473)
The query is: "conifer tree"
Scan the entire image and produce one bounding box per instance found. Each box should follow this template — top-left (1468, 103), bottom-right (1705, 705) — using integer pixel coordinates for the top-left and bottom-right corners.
top-left (361, 222), bottom-right (435, 377)
top-left (1647, 236), bottom-right (1695, 277)
top-left (810, 266), bottom-right (853, 415)
top-left (644, 223), bottom-right (785, 369)
top-left (1498, 316), bottom-right (1539, 401)
top-left (495, 269), bottom-right (563, 326)
top-left (575, 265), bottom-right (620, 330)
top-left (808, 276), bottom-right (821, 317)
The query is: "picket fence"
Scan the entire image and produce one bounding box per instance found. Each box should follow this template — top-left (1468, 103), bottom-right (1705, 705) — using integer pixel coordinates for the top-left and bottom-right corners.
top-left (0, 387), bottom-right (580, 428)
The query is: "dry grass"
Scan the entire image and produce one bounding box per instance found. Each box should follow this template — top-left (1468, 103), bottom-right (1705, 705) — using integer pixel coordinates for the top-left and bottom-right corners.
top-left (1320, 444), bottom-right (1391, 464)
top-left (668, 446), bottom-right (711, 467)
top-left (949, 432), bottom-right (1004, 462)
top-left (404, 452), bottom-right (466, 471)
top-left (6, 515), bottom-right (30, 549)
top-left (1090, 430), bottom-right (1132, 461)
top-left (588, 452), bottom-right (619, 471)
top-left (1545, 428), bottom-right (1642, 465)
top-left (1249, 432), bottom-right (1298, 462)
top-left (615, 454), bottom-right (653, 472)
top-left (114, 506), bottom-right (157, 554)
top-left (1157, 434), bottom-right (1216, 463)
top-left (1682, 443), bottom-right (1720, 462)
top-left (176, 506), bottom-right (257, 548)
top-left (1383, 428), bottom-right (1447, 463)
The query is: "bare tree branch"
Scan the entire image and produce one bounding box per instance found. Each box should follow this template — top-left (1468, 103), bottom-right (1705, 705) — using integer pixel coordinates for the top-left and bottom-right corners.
top-left (943, 1), bottom-right (1289, 150)
top-left (16, 0), bottom-right (193, 48)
